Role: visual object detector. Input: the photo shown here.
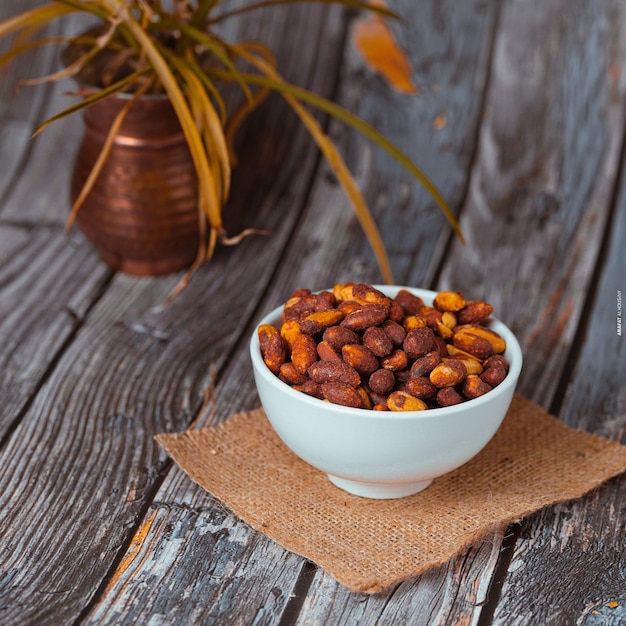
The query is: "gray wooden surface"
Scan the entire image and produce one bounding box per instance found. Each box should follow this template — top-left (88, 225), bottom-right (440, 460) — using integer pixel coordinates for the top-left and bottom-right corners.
top-left (1, 1), bottom-right (625, 624)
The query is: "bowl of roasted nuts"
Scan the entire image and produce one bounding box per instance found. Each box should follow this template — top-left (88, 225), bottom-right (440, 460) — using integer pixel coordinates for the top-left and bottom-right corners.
top-left (250, 283), bottom-right (522, 499)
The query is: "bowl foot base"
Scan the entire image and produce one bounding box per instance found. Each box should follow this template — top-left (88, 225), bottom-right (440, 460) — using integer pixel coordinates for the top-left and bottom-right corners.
top-left (327, 475), bottom-right (433, 499)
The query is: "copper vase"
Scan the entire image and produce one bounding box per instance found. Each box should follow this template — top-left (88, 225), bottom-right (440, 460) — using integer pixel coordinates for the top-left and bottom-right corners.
top-left (71, 93), bottom-right (200, 276)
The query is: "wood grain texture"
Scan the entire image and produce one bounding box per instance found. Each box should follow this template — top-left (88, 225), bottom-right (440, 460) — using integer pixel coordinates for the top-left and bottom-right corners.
top-left (438, 0), bottom-right (626, 409)
top-left (491, 103), bottom-right (626, 626)
top-left (0, 4), bottom-right (351, 625)
top-left (0, 226), bottom-right (109, 441)
top-left (327, 0), bottom-right (498, 287)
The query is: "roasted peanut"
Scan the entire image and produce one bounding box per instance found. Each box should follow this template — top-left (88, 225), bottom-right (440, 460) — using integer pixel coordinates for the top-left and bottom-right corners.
top-left (429, 359), bottom-right (467, 388)
top-left (410, 351), bottom-right (441, 377)
top-left (300, 309), bottom-right (345, 334)
top-left (258, 324), bottom-right (279, 354)
top-left (323, 325), bottom-right (360, 351)
top-left (448, 354), bottom-right (483, 376)
top-left (317, 340), bottom-right (342, 362)
top-left (452, 327), bottom-right (494, 359)
top-left (279, 362), bottom-right (308, 386)
top-left (280, 319), bottom-right (302, 352)
top-left (387, 391), bottom-right (427, 412)
top-left (363, 326), bottom-right (393, 357)
top-left (433, 290), bottom-right (466, 312)
top-left (341, 304), bottom-right (389, 331)
top-left (456, 324), bottom-right (506, 354)
top-left (352, 283), bottom-right (392, 308)
top-left (381, 349), bottom-right (409, 371)
top-left (307, 360), bottom-right (361, 387)
top-left (262, 332), bottom-right (287, 375)
top-left (369, 368), bottom-right (396, 395)
top-left (436, 387), bottom-right (464, 407)
top-left (394, 289), bottom-right (424, 315)
top-left (462, 374), bottom-right (493, 399)
top-left (484, 354), bottom-right (510, 372)
top-left (382, 319), bottom-right (406, 345)
top-left (480, 365), bottom-right (507, 387)
top-left (322, 382), bottom-right (365, 408)
top-left (291, 333), bottom-right (318, 375)
top-left (403, 327), bottom-right (437, 359)
top-left (403, 376), bottom-right (438, 399)
top-left (341, 344), bottom-right (379, 376)
top-left (457, 301), bottom-right (494, 325)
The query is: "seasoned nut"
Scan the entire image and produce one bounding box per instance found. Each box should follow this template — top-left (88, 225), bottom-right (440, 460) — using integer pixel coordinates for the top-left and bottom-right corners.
top-left (436, 387), bottom-right (464, 407)
top-left (263, 332), bottom-right (287, 375)
top-left (441, 311), bottom-right (457, 330)
top-left (323, 325), bottom-right (360, 351)
top-left (410, 351), bottom-right (441, 377)
top-left (300, 309), bottom-right (345, 334)
top-left (452, 327), bottom-right (494, 359)
top-left (457, 324), bottom-right (506, 354)
top-left (388, 300), bottom-right (405, 323)
top-left (387, 391), bottom-right (427, 412)
top-left (317, 340), bottom-right (342, 362)
top-left (435, 320), bottom-right (454, 339)
top-left (403, 376), bottom-right (438, 399)
top-left (352, 283), bottom-right (392, 308)
top-left (403, 327), bottom-right (437, 359)
top-left (448, 354), bottom-right (483, 376)
top-left (314, 291), bottom-right (336, 311)
top-left (342, 344), bottom-right (379, 375)
top-left (258, 324), bottom-right (279, 355)
top-left (433, 290), bottom-right (466, 312)
top-left (322, 382), bottom-right (366, 408)
top-left (333, 282), bottom-right (356, 302)
top-left (300, 379), bottom-right (324, 399)
top-left (280, 319), bottom-right (302, 352)
top-left (484, 354), bottom-right (510, 372)
top-left (363, 326), bottom-right (393, 357)
top-left (381, 349), bottom-right (409, 371)
top-left (394, 289), bottom-right (424, 315)
top-left (291, 333), bottom-right (318, 375)
top-left (278, 362), bottom-right (308, 385)
top-left (368, 368), bottom-right (396, 395)
top-left (419, 306), bottom-right (444, 330)
top-left (307, 360), bottom-right (361, 387)
top-left (446, 343), bottom-right (482, 360)
top-left (282, 293), bottom-right (317, 321)
top-left (340, 304), bottom-right (389, 332)
top-left (356, 385), bottom-right (373, 409)
top-left (462, 374), bottom-right (493, 399)
top-left (373, 403), bottom-right (390, 411)
top-left (429, 359), bottom-right (467, 388)
top-left (337, 300), bottom-right (361, 315)
top-left (480, 365), bottom-right (507, 387)
top-left (403, 314), bottom-right (427, 331)
top-left (382, 319), bottom-right (406, 345)
top-left (433, 335), bottom-right (449, 358)
top-left (457, 301), bottom-right (494, 325)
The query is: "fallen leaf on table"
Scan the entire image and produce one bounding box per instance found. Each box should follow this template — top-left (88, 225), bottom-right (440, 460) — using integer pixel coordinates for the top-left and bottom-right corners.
top-left (353, 2), bottom-right (417, 94)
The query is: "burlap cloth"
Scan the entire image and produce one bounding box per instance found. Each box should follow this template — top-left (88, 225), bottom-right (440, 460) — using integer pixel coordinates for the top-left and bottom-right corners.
top-left (156, 394), bottom-right (626, 593)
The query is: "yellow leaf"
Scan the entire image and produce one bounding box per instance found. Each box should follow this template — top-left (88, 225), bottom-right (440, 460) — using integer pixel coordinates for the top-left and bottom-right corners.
top-left (353, 3), bottom-right (417, 94)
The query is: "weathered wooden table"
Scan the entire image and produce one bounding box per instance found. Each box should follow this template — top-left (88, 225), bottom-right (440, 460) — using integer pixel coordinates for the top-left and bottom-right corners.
top-left (1, 1), bottom-right (625, 624)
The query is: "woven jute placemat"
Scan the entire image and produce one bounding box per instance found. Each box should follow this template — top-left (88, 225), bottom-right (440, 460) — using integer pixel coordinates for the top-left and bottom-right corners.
top-left (156, 394), bottom-right (626, 593)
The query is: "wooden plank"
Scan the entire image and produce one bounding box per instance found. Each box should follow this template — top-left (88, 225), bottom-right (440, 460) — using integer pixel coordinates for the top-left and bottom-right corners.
top-left (0, 4), bottom-right (350, 624)
top-left (438, 0), bottom-right (626, 409)
top-left (80, 1), bottom-right (502, 624)
top-left (491, 121), bottom-right (626, 626)
top-left (0, 225), bottom-right (109, 441)
top-left (322, 0), bottom-right (498, 287)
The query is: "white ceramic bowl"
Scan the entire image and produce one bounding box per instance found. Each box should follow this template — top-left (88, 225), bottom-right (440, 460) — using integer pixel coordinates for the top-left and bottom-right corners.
top-left (250, 286), bottom-right (523, 499)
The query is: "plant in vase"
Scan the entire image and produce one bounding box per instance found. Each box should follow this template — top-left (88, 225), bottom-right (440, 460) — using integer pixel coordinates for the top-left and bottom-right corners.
top-left (0, 0), bottom-right (463, 298)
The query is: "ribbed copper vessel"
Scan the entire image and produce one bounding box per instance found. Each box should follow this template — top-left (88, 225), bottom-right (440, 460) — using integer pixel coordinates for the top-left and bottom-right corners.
top-left (71, 93), bottom-right (200, 276)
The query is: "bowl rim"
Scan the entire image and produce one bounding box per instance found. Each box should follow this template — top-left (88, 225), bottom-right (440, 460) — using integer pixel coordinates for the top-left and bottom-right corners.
top-left (250, 285), bottom-right (523, 421)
